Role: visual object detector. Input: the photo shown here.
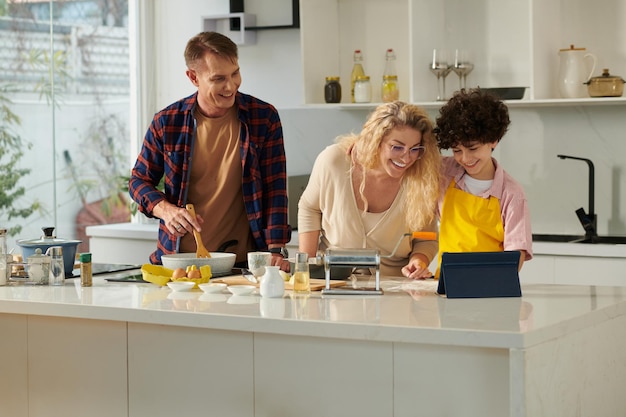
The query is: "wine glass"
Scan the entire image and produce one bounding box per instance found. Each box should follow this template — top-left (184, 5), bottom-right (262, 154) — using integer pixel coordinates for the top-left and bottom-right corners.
top-left (452, 49), bottom-right (474, 91)
top-left (429, 49), bottom-right (452, 101)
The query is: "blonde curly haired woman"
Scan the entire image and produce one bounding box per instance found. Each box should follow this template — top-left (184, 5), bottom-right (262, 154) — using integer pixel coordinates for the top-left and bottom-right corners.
top-left (298, 101), bottom-right (441, 278)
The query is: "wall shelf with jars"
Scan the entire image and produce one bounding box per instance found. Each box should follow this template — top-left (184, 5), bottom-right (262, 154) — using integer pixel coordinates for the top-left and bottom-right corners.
top-left (300, 0), bottom-right (626, 106)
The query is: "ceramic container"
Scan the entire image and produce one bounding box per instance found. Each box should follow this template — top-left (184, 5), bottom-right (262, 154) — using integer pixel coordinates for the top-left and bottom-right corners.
top-left (259, 266), bottom-right (284, 298)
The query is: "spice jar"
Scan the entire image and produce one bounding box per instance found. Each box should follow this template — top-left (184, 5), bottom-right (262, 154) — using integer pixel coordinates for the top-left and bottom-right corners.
top-left (354, 75), bottom-right (371, 103)
top-left (324, 76), bottom-right (342, 103)
top-left (80, 252), bottom-right (92, 287)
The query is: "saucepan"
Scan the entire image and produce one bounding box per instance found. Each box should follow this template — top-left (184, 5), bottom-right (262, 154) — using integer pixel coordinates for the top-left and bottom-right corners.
top-left (16, 227), bottom-right (81, 278)
top-left (585, 69), bottom-right (625, 97)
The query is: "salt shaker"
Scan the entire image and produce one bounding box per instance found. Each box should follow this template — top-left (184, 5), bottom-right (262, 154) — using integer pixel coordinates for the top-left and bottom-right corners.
top-left (46, 246), bottom-right (65, 286)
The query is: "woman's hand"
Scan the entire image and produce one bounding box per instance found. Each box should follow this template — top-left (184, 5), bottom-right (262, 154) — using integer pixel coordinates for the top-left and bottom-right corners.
top-left (401, 254), bottom-right (433, 280)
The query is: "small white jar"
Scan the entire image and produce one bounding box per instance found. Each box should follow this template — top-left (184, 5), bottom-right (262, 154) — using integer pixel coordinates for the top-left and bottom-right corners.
top-left (259, 266), bottom-right (285, 298)
top-left (354, 75), bottom-right (371, 103)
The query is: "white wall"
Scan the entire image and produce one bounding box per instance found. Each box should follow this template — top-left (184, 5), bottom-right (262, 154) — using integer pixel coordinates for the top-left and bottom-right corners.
top-left (147, 0), bottom-right (626, 238)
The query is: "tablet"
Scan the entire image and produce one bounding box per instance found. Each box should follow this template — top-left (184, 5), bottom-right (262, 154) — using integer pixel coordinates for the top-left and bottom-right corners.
top-left (436, 251), bottom-right (522, 298)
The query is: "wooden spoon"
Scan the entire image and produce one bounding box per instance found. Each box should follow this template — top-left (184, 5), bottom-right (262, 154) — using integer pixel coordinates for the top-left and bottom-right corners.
top-left (185, 204), bottom-right (211, 258)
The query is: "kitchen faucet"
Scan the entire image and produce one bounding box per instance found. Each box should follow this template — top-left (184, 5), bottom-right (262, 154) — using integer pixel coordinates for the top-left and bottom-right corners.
top-left (557, 154), bottom-right (597, 240)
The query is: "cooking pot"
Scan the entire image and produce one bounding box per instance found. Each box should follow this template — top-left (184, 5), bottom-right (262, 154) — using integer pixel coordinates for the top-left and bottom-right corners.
top-left (17, 227), bottom-right (81, 277)
top-left (584, 68), bottom-right (625, 97)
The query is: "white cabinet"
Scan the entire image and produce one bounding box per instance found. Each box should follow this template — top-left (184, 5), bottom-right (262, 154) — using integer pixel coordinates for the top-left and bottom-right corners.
top-left (300, 0), bottom-right (626, 105)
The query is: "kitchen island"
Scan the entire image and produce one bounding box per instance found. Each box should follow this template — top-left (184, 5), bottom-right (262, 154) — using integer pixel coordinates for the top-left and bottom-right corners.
top-left (1, 274), bottom-right (625, 417)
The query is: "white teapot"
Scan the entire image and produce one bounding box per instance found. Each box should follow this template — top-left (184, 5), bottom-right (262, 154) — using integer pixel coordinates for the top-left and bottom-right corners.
top-left (558, 45), bottom-right (597, 98)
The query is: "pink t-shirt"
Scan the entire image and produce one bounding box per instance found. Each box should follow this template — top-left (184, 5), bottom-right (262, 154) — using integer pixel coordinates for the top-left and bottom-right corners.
top-left (438, 156), bottom-right (533, 260)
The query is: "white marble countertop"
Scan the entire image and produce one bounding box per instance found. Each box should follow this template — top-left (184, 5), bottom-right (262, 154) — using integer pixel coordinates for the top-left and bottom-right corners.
top-left (1, 272), bottom-right (625, 351)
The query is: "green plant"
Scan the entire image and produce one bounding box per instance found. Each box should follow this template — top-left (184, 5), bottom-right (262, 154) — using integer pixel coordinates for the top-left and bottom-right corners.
top-left (0, 85), bottom-right (42, 236)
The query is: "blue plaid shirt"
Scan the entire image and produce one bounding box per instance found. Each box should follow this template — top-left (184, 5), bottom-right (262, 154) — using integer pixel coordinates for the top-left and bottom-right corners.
top-left (129, 91), bottom-right (291, 264)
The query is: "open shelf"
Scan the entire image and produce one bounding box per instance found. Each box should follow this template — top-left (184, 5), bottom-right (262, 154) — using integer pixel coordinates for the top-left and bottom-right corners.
top-left (300, 0), bottom-right (626, 106)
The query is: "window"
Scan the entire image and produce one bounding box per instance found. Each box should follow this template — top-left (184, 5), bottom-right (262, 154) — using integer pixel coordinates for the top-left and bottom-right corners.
top-left (0, 0), bottom-right (130, 253)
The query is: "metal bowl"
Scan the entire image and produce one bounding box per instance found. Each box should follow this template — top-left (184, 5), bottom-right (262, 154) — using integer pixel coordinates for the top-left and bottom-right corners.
top-left (161, 252), bottom-right (236, 276)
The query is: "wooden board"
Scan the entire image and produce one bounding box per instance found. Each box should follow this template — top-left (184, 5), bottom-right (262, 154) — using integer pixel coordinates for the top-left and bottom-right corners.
top-left (212, 276), bottom-right (347, 292)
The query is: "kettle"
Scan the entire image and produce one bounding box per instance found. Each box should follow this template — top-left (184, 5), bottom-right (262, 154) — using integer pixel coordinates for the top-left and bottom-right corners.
top-left (558, 45), bottom-right (597, 98)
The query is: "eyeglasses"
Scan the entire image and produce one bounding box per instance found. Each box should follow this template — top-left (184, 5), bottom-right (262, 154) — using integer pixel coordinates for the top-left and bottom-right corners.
top-left (388, 144), bottom-right (426, 159)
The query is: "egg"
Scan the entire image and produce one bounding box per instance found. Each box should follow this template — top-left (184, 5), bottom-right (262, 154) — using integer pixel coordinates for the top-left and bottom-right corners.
top-left (172, 267), bottom-right (187, 279)
top-left (187, 269), bottom-right (202, 279)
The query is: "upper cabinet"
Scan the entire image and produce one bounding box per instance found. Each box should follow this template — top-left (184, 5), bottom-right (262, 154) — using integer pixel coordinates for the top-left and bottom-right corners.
top-left (300, 0), bottom-right (626, 106)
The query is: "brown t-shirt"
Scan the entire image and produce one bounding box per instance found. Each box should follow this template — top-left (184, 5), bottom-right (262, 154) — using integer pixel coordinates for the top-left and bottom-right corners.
top-left (179, 106), bottom-right (255, 263)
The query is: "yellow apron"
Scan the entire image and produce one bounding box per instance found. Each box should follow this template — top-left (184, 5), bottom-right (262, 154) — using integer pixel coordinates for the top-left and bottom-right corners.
top-left (436, 180), bottom-right (504, 278)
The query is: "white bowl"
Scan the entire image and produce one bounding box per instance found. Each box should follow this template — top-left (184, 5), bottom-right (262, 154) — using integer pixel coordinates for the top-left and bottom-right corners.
top-left (167, 281), bottom-right (195, 292)
top-left (227, 285), bottom-right (256, 296)
top-left (161, 252), bottom-right (236, 275)
top-left (198, 282), bottom-right (227, 294)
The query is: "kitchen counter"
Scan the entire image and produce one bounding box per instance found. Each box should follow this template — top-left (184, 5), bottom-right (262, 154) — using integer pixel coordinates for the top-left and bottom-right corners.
top-left (1, 273), bottom-right (625, 417)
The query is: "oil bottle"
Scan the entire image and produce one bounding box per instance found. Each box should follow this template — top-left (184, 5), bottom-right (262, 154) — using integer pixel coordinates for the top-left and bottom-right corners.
top-left (382, 48), bottom-right (399, 102)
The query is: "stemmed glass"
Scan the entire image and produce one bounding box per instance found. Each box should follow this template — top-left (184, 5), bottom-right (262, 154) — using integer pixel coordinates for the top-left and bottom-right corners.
top-left (452, 49), bottom-right (474, 91)
top-left (429, 49), bottom-right (452, 101)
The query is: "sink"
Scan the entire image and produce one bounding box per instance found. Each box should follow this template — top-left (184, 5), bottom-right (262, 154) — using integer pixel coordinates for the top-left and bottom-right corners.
top-left (533, 234), bottom-right (626, 245)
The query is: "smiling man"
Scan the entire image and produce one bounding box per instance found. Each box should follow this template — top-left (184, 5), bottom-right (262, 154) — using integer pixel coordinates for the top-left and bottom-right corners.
top-left (129, 31), bottom-right (291, 270)
top-left (434, 88), bottom-right (533, 276)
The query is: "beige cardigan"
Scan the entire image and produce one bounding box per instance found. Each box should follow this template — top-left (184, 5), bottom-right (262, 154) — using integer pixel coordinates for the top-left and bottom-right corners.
top-left (298, 144), bottom-right (438, 276)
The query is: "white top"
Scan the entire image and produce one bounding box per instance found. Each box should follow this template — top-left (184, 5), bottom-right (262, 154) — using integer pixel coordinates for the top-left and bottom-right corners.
top-left (1, 273), bottom-right (625, 351)
top-left (298, 144), bottom-right (438, 275)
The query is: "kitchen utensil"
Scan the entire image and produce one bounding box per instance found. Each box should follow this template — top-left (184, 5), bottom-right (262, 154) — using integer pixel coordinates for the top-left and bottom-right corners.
top-left (247, 251), bottom-right (272, 281)
top-left (584, 69), bottom-right (625, 97)
top-left (227, 285), bottom-right (256, 296)
top-left (198, 282), bottom-right (227, 293)
top-left (260, 265), bottom-right (284, 298)
top-left (25, 248), bottom-right (51, 285)
top-left (317, 231), bottom-right (438, 295)
top-left (241, 267), bottom-right (258, 283)
top-left (481, 87), bottom-right (527, 100)
top-left (167, 281), bottom-right (195, 292)
top-left (558, 45), bottom-right (597, 98)
top-left (292, 251), bottom-right (310, 294)
top-left (17, 227), bottom-right (81, 277)
top-left (160, 252), bottom-right (236, 276)
top-left (213, 276), bottom-right (347, 292)
top-left (185, 204), bottom-right (211, 258)
top-left (46, 246), bottom-right (65, 286)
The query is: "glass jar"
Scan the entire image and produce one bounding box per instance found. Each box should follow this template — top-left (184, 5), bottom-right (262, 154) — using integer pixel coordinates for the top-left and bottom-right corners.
top-left (324, 76), bottom-right (342, 103)
top-left (80, 252), bottom-right (92, 287)
top-left (382, 75), bottom-right (399, 102)
top-left (354, 75), bottom-right (371, 103)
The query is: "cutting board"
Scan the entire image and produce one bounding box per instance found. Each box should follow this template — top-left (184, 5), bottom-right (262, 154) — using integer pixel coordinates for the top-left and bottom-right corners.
top-left (213, 276), bottom-right (347, 292)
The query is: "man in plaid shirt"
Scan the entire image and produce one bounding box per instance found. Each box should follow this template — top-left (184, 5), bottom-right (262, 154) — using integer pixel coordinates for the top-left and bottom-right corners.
top-left (129, 31), bottom-right (291, 270)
